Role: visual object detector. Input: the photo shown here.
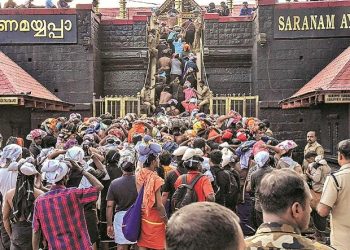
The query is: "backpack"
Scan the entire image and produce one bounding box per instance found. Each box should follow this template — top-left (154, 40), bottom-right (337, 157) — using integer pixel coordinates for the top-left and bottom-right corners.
top-left (214, 169), bottom-right (240, 209)
top-left (171, 174), bottom-right (203, 212)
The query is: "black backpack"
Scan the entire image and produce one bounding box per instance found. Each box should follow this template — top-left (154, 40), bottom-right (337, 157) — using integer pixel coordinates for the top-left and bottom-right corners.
top-left (214, 169), bottom-right (240, 209)
top-left (171, 174), bottom-right (203, 212)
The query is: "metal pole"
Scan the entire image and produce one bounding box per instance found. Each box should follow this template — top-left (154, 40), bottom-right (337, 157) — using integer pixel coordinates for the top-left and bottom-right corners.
top-left (227, 0), bottom-right (233, 11)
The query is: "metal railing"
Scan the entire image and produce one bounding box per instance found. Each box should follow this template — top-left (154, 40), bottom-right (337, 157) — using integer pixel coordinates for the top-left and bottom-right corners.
top-left (210, 94), bottom-right (259, 117)
top-left (93, 94), bottom-right (259, 118)
top-left (92, 94), bottom-right (140, 118)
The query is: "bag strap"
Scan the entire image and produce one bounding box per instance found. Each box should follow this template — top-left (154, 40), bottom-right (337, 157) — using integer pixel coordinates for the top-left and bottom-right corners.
top-left (330, 173), bottom-right (341, 192)
top-left (189, 174), bottom-right (203, 189)
top-left (181, 174), bottom-right (187, 185)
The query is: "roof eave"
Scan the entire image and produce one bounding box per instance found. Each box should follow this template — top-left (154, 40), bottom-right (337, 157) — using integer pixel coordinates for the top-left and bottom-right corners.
top-left (280, 90), bottom-right (350, 109)
top-left (0, 94), bottom-right (74, 111)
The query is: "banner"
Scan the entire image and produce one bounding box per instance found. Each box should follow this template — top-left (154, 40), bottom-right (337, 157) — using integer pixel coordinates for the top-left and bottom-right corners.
top-left (0, 14), bottom-right (77, 44)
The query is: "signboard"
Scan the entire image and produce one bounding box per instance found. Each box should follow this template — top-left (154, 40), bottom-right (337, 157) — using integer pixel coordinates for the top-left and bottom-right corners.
top-left (0, 15), bottom-right (77, 44)
top-left (325, 93), bottom-right (350, 103)
top-left (0, 97), bottom-right (18, 105)
top-left (274, 7), bottom-right (350, 39)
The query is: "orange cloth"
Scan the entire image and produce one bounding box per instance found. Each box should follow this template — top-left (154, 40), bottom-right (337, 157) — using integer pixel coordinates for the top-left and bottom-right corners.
top-left (127, 123), bottom-right (145, 143)
top-left (138, 207), bottom-right (165, 250)
top-left (136, 168), bottom-right (164, 216)
top-left (174, 171), bottom-right (214, 201)
top-left (208, 129), bottom-right (222, 143)
top-left (16, 138), bottom-right (24, 147)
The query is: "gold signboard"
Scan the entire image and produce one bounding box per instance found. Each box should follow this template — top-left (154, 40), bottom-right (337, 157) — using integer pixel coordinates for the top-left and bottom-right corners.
top-left (274, 7), bottom-right (350, 39)
top-left (325, 93), bottom-right (350, 103)
top-left (0, 15), bottom-right (77, 44)
top-left (0, 97), bottom-right (18, 105)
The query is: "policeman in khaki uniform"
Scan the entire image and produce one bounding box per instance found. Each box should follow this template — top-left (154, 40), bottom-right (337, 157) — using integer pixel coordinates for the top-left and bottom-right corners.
top-left (303, 131), bottom-right (324, 170)
top-left (318, 139), bottom-right (350, 250)
top-left (245, 169), bottom-right (332, 250)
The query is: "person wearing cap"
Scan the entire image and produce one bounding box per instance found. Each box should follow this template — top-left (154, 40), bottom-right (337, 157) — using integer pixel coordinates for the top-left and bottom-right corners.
top-left (174, 148), bottom-right (215, 202)
top-left (32, 159), bottom-right (104, 250)
top-left (106, 161), bottom-right (138, 249)
top-left (135, 142), bottom-right (167, 250)
top-left (2, 161), bottom-right (43, 250)
top-left (162, 146), bottom-right (188, 215)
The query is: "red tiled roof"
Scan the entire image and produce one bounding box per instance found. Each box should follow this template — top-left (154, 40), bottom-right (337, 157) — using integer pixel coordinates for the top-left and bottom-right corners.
top-left (0, 51), bottom-right (61, 102)
top-left (291, 47), bottom-right (350, 98)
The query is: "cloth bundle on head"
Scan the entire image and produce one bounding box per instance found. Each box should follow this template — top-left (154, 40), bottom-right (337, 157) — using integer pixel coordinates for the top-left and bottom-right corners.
top-left (184, 81), bottom-right (192, 88)
top-left (0, 144), bottom-right (22, 168)
top-left (277, 140), bottom-right (298, 153)
top-left (184, 129), bottom-right (196, 139)
top-left (162, 141), bottom-right (178, 154)
top-left (222, 130), bottom-right (233, 141)
top-left (236, 140), bottom-right (256, 169)
top-left (173, 146), bottom-right (189, 157)
top-left (40, 118), bottom-right (58, 134)
top-left (222, 155), bottom-right (236, 168)
top-left (227, 110), bottom-right (242, 128)
top-left (41, 160), bottom-right (69, 184)
top-left (315, 155), bottom-right (327, 165)
top-left (135, 141), bottom-right (162, 164)
top-left (182, 148), bottom-right (204, 161)
top-left (219, 142), bottom-right (233, 157)
top-left (252, 140), bottom-right (269, 156)
top-left (64, 146), bottom-right (85, 164)
top-left (8, 157), bottom-right (35, 172)
top-left (19, 161), bottom-right (39, 176)
top-left (254, 151), bottom-right (270, 168)
top-left (236, 131), bottom-right (247, 142)
top-left (63, 139), bottom-right (78, 150)
top-left (26, 129), bottom-right (47, 141)
top-left (108, 128), bottom-right (124, 140)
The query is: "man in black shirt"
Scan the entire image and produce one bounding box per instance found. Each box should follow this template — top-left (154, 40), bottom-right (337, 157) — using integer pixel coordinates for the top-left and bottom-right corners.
top-left (162, 146), bottom-right (188, 215)
top-left (247, 151), bottom-right (273, 228)
top-left (209, 150), bottom-right (230, 207)
top-left (106, 161), bottom-right (138, 248)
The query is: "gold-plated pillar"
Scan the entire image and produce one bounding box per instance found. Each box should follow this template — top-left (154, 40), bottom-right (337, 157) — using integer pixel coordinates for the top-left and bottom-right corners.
top-left (227, 0), bottom-right (233, 12)
top-left (175, 0), bottom-right (182, 25)
top-left (119, 0), bottom-right (127, 19)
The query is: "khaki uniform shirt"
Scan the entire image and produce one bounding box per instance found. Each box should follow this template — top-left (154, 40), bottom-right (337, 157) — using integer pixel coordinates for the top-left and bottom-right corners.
top-left (198, 85), bottom-right (210, 100)
top-left (320, 163), bottom-right (350, 250)
top-left (265, 128), bottom-right (273, 137)
top-left (303, 141), bottom-right (324, 169)
top-left (245, 222), bottom-right (333, 249)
